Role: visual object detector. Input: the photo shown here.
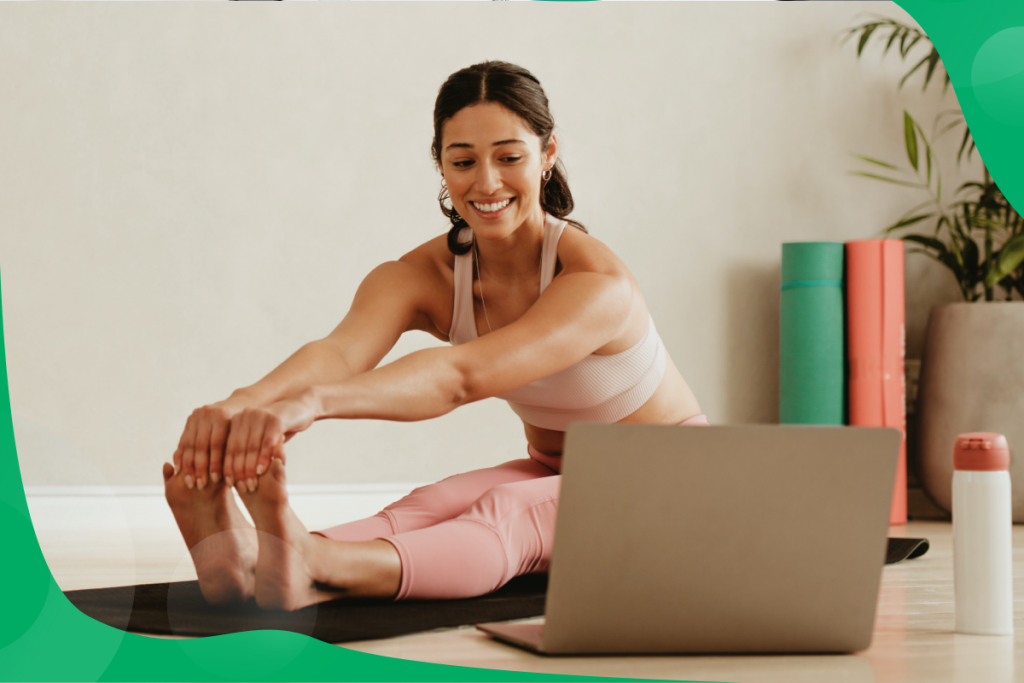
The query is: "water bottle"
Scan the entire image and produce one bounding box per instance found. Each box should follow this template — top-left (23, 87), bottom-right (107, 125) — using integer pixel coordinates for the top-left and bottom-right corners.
top-left (953, 431), bottom-right (1014, 635)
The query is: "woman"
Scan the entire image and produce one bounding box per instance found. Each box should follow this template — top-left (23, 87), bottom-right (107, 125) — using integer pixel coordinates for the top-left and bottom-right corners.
top-left (164, 61), bottom-right (705, 611)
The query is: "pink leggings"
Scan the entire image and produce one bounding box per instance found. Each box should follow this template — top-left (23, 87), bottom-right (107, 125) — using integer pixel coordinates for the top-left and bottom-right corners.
top-left (316, 413), bottom-right (710, 600)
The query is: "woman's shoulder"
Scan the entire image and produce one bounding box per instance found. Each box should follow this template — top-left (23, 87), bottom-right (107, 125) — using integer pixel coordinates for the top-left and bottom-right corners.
top-left (554, 220), bottom-right (632, 280)
top-left (552, 220), bottom-right (649, 351)
top-left (397, 233), bottom-right (457, 281)
top-left (379, 233), bottom-right (457, 340)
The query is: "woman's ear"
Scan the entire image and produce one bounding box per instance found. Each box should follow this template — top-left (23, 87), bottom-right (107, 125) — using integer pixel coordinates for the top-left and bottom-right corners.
top-left (545, 133), bottom-right (559, 170)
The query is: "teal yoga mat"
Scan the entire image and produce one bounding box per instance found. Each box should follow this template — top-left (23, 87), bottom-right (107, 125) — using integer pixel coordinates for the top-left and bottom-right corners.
top-left (780, 242), bottom-right (845, 425)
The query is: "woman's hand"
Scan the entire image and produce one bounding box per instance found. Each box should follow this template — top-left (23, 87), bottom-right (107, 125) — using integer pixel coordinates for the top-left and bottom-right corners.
top-left (174, 398), bottom-right (253, 491)
top-left (223, 390), bottom-right (319, 492)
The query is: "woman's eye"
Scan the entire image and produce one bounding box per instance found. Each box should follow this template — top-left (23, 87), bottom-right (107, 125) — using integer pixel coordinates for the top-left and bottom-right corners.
top-left (502, 156), bottom-right (522, 163)
top-left (452, 160), bottom-right (473, 168)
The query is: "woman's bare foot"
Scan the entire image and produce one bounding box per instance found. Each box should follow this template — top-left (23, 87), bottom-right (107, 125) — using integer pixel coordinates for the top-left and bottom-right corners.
top-left (163, 462), bottom-right (258, 605)
top-left (238, 459), bottom-right (401, 611)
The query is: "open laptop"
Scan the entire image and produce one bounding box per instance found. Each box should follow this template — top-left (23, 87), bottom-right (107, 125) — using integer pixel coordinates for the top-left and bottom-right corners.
top-left (476, 423), bottom-right (900, 655)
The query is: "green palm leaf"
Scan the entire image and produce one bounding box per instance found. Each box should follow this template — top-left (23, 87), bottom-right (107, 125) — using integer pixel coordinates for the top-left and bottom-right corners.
top-left (985, 234), bottom-right (1024, 287)
top-left (850, 171), bottom-right (927, 189)
top-left (852, 154), bottom-right (899, 170)
top-left (902, 234), bottom-right (948, 253)
top-left (904, 111), bottom-right (919, 171)
top-left (857, 24), bottom-right (878, 57)
top-left (922, 49), bottom-right (942, 91)
top-left (885, 214), bottom-right (934, 232)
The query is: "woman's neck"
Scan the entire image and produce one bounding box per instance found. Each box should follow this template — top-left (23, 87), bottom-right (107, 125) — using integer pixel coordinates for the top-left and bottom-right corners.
top-left (474, 209), bottom-right (547, 284)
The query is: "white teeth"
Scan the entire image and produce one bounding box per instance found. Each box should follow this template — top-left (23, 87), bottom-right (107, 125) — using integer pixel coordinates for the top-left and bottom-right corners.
top-left (473, 198), bottom-right (511, 213)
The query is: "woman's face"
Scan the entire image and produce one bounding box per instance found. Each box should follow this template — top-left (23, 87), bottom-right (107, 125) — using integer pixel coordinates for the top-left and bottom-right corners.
top-left (439, 102), bottom-right (557, 240)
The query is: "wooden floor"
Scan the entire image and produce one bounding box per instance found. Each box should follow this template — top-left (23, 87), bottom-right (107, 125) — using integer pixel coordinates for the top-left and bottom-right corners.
top-left (36, 520), bottom-right (1024, 682)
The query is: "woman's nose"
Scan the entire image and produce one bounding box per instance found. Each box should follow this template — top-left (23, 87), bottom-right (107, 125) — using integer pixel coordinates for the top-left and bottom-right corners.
top-left (474, 162), bottom-right (502, 195)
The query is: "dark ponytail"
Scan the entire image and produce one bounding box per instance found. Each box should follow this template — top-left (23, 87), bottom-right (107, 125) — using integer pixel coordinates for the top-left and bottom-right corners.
top-left (431, 61), bottom-right (587, 255)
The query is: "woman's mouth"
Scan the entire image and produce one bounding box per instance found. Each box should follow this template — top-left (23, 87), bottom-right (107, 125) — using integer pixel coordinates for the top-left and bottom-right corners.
top-left (470, 197), bottom-right (515, 218)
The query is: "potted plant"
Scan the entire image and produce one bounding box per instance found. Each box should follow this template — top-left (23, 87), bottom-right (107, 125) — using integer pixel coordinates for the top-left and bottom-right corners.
top-left (845, 15), bottom-right (1024, 520)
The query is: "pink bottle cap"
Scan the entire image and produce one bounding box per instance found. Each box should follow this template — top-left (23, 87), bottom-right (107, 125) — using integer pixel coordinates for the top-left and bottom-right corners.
top-left (953, 432), bottom-right (1010, 471)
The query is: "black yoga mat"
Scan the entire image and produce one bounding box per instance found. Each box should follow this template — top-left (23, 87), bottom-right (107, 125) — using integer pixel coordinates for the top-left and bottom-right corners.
top-left (64, 573), bottom-right (548, 643)
top-left (64, 538), bottom-right (928, 643)
top-left (885, 537), bottom-right (929, 565)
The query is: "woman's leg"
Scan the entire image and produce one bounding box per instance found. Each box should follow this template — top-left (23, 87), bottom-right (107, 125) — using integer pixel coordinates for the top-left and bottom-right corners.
top-left (237, 459), bottom-right (399, 609)
top-left (239, 421), bottom-right (708, 609)
top-left (315, 456), bottom-right (558, 541)
top-left (236, 455), bottom-right (561, 610)
top-left (380, 417), bottom-right (709, 599)
top-left (383, 475), bottom-right (561, 600)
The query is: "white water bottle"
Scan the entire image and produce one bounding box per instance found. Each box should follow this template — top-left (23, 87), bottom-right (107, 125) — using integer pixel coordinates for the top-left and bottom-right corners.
top-left (953, 432), bottom-right (1014, 636)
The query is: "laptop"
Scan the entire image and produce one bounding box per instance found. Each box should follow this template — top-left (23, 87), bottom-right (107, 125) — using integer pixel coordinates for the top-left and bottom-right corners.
top-left (476, 423), bottom-right (900, 655)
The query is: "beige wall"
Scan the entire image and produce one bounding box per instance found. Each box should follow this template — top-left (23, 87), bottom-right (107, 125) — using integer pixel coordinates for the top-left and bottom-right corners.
top-left (1, 2), bottom-right (975, 487)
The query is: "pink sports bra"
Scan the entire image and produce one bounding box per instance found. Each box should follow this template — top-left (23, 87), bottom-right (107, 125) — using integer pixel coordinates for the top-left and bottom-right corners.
top-left (448, 214), bottom-right (667, 431)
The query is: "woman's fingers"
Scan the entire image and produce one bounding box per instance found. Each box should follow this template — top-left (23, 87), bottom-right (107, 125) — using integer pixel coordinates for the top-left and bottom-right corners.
top-left (201, 404), bottom-right (232, 487)
top-left (208, 416), bottom-right (230, 486)
top-left (201, 407), bottom-right (288, 492)
top-left (193, 404), bottom-right (236, 490)
top-left (225, 412), bottom-right (249, 488)
top-left (172, 401), bottom-right (245, 491)
top-left (193, 415), bottom-right (213, 491)
top-left (179, 410), bottom-right (201, 489)
top-left (235, 409), bottom-right (285, 490)
top-left (243, 414), bottom-right (265, 492)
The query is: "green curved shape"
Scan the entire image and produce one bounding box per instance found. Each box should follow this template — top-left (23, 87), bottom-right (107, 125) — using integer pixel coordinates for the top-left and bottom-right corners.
top-left (0, 503), bottom-right (51, 650)
top-left (971, 27), bottom-right (1024, 128)
top-left (896, 0), bottom-right (1024, 211)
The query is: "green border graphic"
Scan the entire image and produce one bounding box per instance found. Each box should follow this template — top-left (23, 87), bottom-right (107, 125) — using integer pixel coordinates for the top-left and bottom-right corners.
top-left (897, 0), bottom-right (1024, 214)
top-left (1, 1), bottom-right (1021, 681)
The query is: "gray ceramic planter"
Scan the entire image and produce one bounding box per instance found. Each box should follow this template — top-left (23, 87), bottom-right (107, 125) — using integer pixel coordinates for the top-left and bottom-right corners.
top-left (916, 302), bottom-right (1024, 521)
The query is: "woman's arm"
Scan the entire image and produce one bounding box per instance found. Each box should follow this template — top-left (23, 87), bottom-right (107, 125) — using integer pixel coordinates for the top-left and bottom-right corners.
top-left (315, 271), bottom-right (636, 418)
top-left (231, 266), bottom-right (638, 487)
top-left (177, 257), bottom-right (444, 490)
top-left (172, 338), bottom-right (354, 490)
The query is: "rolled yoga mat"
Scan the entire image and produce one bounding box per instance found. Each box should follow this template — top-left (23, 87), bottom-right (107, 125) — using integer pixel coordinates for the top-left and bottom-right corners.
top-left (780, 242), bottom-right (846, 424)
top-left (846, 239), bottom-right (907, 525)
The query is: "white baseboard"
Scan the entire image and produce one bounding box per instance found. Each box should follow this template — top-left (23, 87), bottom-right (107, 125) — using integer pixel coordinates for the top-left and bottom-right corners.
top-left (24, 483), bottom-right (427, 532)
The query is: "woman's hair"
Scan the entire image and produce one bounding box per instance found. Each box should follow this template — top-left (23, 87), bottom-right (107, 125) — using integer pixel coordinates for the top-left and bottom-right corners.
top-left (431, 61), bottom-right (587, 255)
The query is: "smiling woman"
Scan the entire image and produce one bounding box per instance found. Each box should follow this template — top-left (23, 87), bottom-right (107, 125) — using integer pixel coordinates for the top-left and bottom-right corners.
top-left (163, 60), bottom-right (705, 610)
top-left (430, 62), bottom-right (587, 257)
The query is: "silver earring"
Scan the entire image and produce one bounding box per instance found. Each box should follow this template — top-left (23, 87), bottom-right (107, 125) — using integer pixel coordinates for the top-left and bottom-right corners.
top-left (542, 168), bottom-right (552, 182)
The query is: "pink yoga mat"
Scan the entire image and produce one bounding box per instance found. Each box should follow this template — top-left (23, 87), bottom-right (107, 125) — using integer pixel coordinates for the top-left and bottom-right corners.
top-left (846, 239), bottom-right (907, 525)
